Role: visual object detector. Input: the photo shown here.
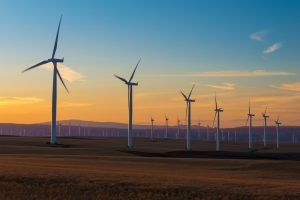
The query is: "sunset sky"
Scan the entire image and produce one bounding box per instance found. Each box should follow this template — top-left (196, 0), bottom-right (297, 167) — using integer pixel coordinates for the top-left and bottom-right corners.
top-left (0, 0), bottom-right (299, 127)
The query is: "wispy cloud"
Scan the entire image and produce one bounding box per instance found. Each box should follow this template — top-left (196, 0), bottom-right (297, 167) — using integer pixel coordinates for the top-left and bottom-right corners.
top-left (158, 70), bottom-right (294, 78)
top-left (263, 42), bottom-right (282, 54)
top-left (60, 102), bottom-right (92, 108)
top-left (0, 97), bottom-right (44, 106)
top-left (250, 30), bottom-right (269, 42)
top-left (207, 83), bottom-right (236, 90)
top-left (42, 63), bottom-right (85, 82)
top-left (271, 82), bottom-right (300, 92)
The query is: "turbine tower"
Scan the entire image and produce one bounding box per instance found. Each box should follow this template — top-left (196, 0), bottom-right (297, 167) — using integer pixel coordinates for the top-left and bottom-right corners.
top-left (246, 101), bottom-right (255, 149)
top-left (114, 59), bottom-right (141, 148)
top-left (180, 85), bottom-right (195, 151)
top-left (275, 116), bottom-right (281, 149)
top-left (262, 106), bottom-right (269, 148)
top-left (212, 93), bottom-right (223, 151)
top-left (22, 16), bottom-right (68, 145)
top-left (165, 115), bottom-right (169, 138)
top-left (150, 117), bottom-right (154, 140)
top-left (177, 118), bottom-right (180, 139)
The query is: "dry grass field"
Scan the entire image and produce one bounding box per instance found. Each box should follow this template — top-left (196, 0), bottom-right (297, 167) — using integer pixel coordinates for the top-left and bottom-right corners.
top-left (0, 136), bottom-right (299, 200)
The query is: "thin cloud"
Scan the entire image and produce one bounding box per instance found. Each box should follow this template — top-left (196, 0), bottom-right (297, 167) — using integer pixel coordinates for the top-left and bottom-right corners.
top-left (42, 63), bottom-right (85, 82)
top-left (60, 102), bottom-right (92, 108)
top-left (250, 30), bottom-right (269, 42)
top-left (263, 42), bottom-right (282, 54)
top-left (207, 83), bottom-right (236, 91)
top-left (158, 70), bottom-right (294, 78)
top-left (271, 82), bottom-right (300, 92)
top-left (0, 97), bottom-right (44, 106)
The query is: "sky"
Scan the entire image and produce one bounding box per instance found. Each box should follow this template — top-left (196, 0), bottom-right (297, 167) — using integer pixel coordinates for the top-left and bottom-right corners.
top-left (0, 0), bottom-right (299, 127)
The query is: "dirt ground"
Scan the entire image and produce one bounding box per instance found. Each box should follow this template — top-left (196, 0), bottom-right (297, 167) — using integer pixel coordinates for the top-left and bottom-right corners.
top-left (0, 136), bottom-right (299, 200)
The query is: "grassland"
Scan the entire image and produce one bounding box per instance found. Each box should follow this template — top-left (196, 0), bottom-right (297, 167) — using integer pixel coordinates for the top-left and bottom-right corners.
top-left (0, 136), bottom-right (299, 199)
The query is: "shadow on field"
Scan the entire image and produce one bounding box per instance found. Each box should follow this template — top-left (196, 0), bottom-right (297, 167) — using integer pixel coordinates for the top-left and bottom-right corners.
top-left (121, 150), bottom-right (300, 161)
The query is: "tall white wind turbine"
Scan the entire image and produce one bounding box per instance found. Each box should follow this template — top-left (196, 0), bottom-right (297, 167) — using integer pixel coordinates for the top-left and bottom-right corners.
top-left (246, 101), bottom-right (255, 149)
top-left (212, 93), bottom-right (223, 151)
top-left (262, 106), bottom-right (269, 148)
top-left (114, 59), bottom-right (141, 148)
top-left (275, 116), bottom-right (281, 149)
top-left (22, 16), bottom-right (68, 145)
top-left (180, 85), bottom-right (195, 151)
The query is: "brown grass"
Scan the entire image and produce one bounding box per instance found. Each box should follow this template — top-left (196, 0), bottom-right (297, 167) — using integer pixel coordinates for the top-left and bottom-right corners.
top-left (0, 136), bottom-right (299, 199)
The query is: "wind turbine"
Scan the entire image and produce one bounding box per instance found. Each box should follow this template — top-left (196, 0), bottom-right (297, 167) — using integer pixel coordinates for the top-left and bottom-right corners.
top-left (197, 121), bottom-right (201, 140)
top-left (114, 59), bottom-right (141, 148)
top-left (262, 106), bottom-right (269, 148)
top-left (180, 85), bottom-right (195, 151)
top-left (165, 115), bottom-right (169, 138)
top-left (246, 101), bottom-right (255, 149)
top-left (212, 93), bottom-right (223, 151)
top-left (177, 118), bottom-right (180, 139)
top-left (150, 117), bottom-right (154, 140)
top-left (206, 125), bottom-right (210, 141)
top-left (275, 116), bottom-right (281, 149)
top-left (22, 16), bottom-right (68, 145)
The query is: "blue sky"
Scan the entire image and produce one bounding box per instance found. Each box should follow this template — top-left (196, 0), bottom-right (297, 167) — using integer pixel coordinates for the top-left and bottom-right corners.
top-left (0, 0), bottom-right (299, 126)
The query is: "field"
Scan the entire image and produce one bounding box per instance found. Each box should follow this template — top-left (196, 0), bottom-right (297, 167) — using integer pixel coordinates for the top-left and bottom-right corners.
top-left (0, 136), bottom-right (299, 200)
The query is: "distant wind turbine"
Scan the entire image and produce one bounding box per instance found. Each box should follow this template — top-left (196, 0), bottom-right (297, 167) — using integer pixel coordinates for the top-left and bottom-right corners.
top-left (165, 115), bottom-right (169, 138)
top-left (180, 85), bottom-right (195, 151)
top-left (177, 118), bottom-right (180, 139)
top-left (22, 16), bottom-right (68, 145)
top-left (197, 121), bottom-right (201, 140)
top-left (246, 101), bottom-right (255, 149)
top-left (275, 116), bottom-right (281, 149)
top-left (150, 117), bottom-right (154, 140)
top-left (212, 93), bottom-right (223, 151)
top-left (262, 106), bottom-right (269, 148)
top-left (114, 59), bottom-right (141, 148)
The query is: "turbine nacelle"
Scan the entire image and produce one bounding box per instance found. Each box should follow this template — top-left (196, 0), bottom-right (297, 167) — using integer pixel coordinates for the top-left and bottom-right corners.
top-left (262, 114), bottom-right (269, 118)
top-left (215, 108), bottom-right (223, 112)
top-left (49, 58), bottom-right (64, 63)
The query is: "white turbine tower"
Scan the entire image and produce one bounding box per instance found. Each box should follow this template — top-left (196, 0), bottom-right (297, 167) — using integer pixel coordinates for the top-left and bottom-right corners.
top-left (150, 117), bottom-right (154, 140)
top-left (180, 85), bottom-right (195, 151)
top-left (246, 101), bottom-right (255, 149)
top-left (22, 16), bottom-right (68, 145)
top-left (212, 93), bottom-right (223, 151)
top-left (275, 116), bottom-right (281, 149)
top-left (114, 59), bottom-right (141, 148)
top-left (262, 106), bottom-right (269, 148)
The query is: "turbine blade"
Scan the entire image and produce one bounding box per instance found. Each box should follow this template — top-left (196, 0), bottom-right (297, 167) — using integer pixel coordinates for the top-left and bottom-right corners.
top-left (180, 91), bottom-right (188, 100)
top-left (188, 84), bottom-right (195, 99)
top-left (265, 106), bottom-right (268, 114)
top-left (56, 66), bottom-right (69, 93)
top-left (215, 92), bottom-right (218, 110)
top-left (22, 60), bottom-right (51, 73)
top-left (114, 75), bottom-right (128, 84)
top-left (52, 15), bottom-right (62, 59)
top-left (129, 58), bottom-right (141, 82)
top-left (249, 101), bottom-right (251, 114)
top-left (212, 111), bottom-right (217, 128)
top-left (245, 116), bottom-right (249, 126)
